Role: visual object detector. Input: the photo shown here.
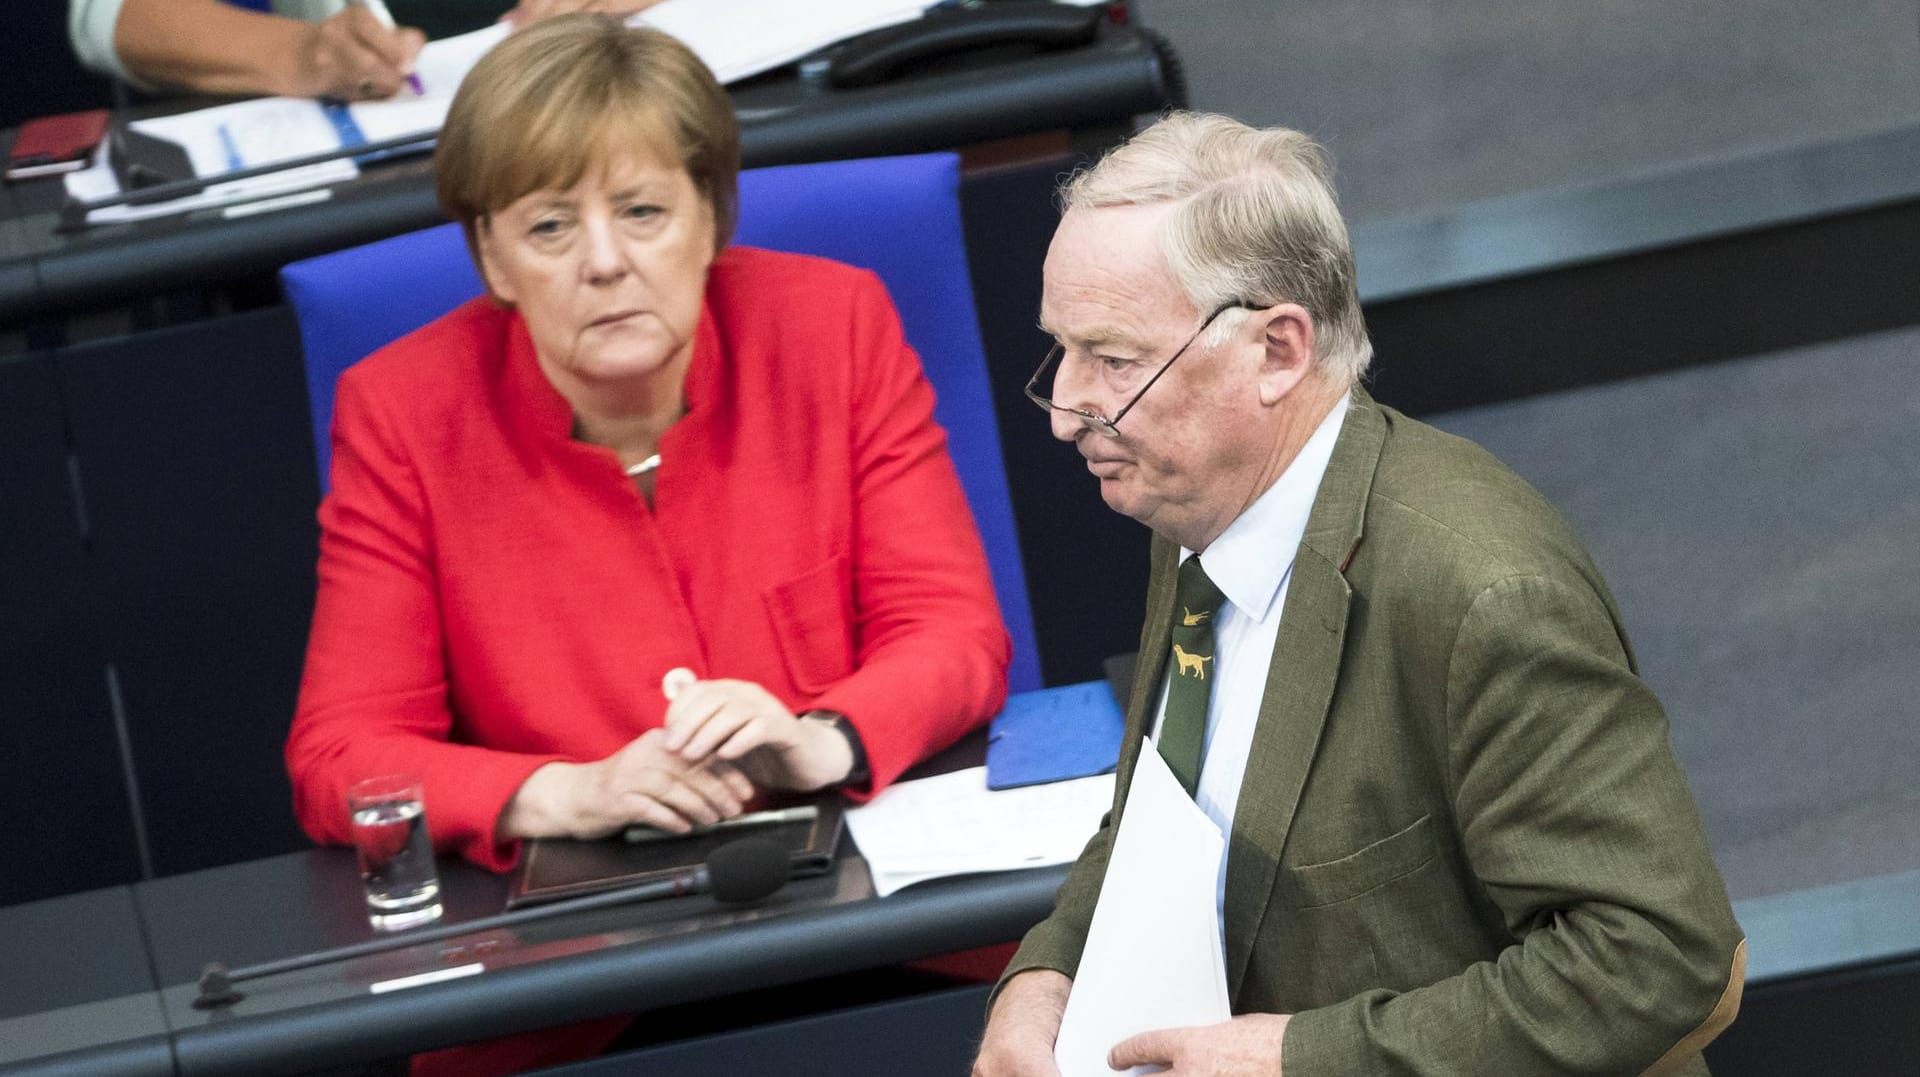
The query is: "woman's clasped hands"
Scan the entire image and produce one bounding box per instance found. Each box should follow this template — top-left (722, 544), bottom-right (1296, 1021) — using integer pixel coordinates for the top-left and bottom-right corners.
top-left (659, 668), bottom-right (856, 795)
top-left (498, 667), bottom-right (853, 842)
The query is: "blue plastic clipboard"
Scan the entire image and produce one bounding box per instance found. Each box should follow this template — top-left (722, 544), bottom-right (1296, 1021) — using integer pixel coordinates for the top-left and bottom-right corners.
top-left (985, 679), bottom-right (1127, 791)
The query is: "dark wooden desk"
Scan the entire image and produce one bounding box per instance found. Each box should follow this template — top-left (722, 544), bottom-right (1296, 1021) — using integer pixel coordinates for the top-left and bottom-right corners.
top-left (151, 853), bottom-right (1064, 1077)
top-left (0, 843), bottom-right (1067, 1077)
top-left (0, 724), bottom-right (1074, 1077)
top-left (0, 888), bottom-right (172, 1077)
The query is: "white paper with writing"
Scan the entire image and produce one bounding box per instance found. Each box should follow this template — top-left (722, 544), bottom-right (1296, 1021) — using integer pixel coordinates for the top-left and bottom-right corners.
top-left (844, 766), bottom-right (1112, 897)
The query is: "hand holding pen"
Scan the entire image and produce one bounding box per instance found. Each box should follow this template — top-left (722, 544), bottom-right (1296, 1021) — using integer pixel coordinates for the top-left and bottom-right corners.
top-left (298, 0), bottom-right (425, 101)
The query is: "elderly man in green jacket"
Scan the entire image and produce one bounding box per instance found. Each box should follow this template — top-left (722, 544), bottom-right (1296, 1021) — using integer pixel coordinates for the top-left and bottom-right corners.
top-left (975, 111), bottom-right (1745, 1077)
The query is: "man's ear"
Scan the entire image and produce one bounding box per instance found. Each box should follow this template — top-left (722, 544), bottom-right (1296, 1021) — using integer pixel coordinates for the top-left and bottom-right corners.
top-left (1254, 302), bottom-right (1315, 406)
top-left (474, 218), bottom-right (517, 307)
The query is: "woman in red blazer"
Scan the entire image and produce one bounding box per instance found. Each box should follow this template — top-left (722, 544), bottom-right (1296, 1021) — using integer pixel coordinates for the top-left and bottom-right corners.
top-left (285, 18), bottom-right (1010, 1073)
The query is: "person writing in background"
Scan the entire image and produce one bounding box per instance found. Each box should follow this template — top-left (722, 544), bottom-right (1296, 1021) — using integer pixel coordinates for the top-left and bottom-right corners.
top-left (67, 0), bottom-right (669, 101)
top-left (975, 112), bottom-right (1744, 1076)
top-left (285, 15), bottom-right (1010, 1073)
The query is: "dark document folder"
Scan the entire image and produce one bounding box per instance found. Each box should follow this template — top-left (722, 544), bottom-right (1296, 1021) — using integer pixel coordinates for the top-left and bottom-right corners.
top-left (507, 798), bottom-right (844, 909)
top-left (985, 680), bottom-right (1126, 791)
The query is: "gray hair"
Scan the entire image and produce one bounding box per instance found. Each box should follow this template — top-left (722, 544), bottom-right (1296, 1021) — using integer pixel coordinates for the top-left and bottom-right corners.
top-left (1060, 112), bottom-right (1372, 385)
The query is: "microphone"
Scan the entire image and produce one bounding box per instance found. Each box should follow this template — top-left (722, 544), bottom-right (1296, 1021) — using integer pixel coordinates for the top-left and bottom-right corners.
top-left (194, 835), bottom-right (792, 1009)
top-left (703, 835), bottom-right (794, 904)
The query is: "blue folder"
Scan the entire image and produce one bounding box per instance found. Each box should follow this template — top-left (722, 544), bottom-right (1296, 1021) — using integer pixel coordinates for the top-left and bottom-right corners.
top-left (985, 680), bottom-right (1127, 791)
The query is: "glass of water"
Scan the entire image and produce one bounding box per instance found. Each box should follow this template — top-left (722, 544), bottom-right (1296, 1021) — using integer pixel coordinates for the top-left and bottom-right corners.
top-left (346, 774), bottom-right (443, 931)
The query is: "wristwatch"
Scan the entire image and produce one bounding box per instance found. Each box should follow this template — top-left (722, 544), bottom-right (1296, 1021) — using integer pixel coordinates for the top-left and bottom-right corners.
top-left (800, 709), bottom-right (870, 789)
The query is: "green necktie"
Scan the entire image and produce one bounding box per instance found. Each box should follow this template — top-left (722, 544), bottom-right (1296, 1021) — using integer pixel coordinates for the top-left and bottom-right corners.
top-left (1160, 555), bottom-right (1226, 796)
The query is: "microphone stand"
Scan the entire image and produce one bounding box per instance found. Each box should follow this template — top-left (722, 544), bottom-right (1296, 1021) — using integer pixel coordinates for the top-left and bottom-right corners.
top-left (194, 861), bottom-right (757, 1009)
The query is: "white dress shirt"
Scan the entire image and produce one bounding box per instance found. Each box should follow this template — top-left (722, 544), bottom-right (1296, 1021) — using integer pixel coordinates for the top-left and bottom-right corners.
top-left (1149, 394), bottom-right (1349, 926)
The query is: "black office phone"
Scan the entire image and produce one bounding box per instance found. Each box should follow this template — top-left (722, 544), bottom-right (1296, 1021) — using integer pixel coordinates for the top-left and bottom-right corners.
top-left (109, 120), bottom-right (196, 189)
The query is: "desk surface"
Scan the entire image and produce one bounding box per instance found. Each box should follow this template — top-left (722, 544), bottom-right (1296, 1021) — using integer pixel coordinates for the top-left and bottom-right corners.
top-left (0, 24), bottom-right (1168, 325)
top-left (0, 730), bottom-right (1074, 1077)
top-left (0, 844), bottom-right (1069, 1077)
top-left (146, 850), bottom-right (1066, 1077)
top-left (0, 889), bottom-right (172, 1077)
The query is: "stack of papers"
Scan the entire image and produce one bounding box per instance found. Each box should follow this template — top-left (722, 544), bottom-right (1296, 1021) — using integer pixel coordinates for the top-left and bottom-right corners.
top-left (1054, 744), bottom-right (1230, 1076)
top-left (64, 24), bottom-right (509, 225)
top-left (66, 98), bottom-right (357, 226)
top-left (844, 766), bottom-right (1113, 897)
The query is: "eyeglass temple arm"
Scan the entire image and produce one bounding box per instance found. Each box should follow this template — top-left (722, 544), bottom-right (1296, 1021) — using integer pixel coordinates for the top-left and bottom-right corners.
top-left (1108, 301), bottom-right (1251, 428)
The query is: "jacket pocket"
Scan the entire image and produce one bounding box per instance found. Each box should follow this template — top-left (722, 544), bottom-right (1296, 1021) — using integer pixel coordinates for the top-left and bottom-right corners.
top-left (1289, 812), bottom-right (1436, 909)
top-left (762, 554), bottom-right (856, 696)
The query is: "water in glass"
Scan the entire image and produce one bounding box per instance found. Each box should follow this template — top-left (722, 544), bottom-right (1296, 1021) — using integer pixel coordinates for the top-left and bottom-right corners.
top-left (349, 793), bottom-right (441, 930)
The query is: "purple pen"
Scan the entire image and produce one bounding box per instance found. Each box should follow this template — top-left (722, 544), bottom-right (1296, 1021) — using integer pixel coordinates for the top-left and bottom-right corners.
top-left (352, 0), bottom-right (422, 95)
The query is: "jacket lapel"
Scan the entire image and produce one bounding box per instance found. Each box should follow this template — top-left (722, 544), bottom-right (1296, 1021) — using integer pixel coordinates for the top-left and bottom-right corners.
top-left (1223, 391), bottom-right (1387, 998)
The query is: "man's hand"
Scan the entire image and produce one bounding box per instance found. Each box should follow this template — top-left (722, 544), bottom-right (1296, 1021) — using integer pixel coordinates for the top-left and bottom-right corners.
top-left (1106, 1014), bottom-right (1292, 1076)
top-left (973, 969), bottom-right (1071, 1077)
top-left (661, 673), bottom-right (854, 792)
top-left (501, 0), bottom-right (668, 27)
top-left (290, 5), bottom-right (425, 100)
top-left (499, 729), bottom-right (754, 840)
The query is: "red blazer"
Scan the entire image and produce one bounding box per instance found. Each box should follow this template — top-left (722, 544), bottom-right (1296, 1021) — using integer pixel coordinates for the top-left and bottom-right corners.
top-left (287, 247), bottom-right (1011, 871)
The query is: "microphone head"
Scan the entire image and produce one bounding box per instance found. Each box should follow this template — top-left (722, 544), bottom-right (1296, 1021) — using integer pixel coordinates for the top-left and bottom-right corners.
top-left (706, 835), bottom-right (792, 905)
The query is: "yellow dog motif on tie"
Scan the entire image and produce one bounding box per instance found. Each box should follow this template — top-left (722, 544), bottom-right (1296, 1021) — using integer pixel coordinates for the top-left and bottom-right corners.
top-left (1172, 643), bottom-right (1213, 679)
top-left (1182, 607), bottom-right (1210, 626)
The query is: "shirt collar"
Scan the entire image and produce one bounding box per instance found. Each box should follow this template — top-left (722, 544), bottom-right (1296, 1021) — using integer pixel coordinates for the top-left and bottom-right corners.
top-left (1181, 394), bottom-right (1350, 623)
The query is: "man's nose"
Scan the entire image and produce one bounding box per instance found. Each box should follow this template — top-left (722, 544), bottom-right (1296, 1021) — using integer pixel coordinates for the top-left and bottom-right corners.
top-left (1048, 406), bottom-right (1090, 443)
top-left (1044, 361), bottom-right (1105, 441)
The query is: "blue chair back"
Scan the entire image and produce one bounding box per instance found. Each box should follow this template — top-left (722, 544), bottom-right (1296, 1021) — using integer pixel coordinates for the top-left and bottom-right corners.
top-left (281, 153), bottom-right (1042, 692)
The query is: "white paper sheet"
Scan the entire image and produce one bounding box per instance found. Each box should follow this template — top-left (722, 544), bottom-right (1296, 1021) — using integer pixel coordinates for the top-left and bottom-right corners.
top-left (63, 23), bottom-right (508, 225)
top-left (637, 0), bottom-right (929, 83)
top-left (1054, 742), bottom-right (1231, 1077)
top-left (843, 766), bottom-right (1112, 897)
top-left (134, 97), bottom-right (346, 173)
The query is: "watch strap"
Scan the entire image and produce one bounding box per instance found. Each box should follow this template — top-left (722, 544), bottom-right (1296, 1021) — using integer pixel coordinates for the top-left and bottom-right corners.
top-left (801, 709), bottom-right (870, 789)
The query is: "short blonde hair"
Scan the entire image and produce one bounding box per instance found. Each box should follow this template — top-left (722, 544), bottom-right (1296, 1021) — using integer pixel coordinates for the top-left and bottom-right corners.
top-left (436, 15), bottom-right (740, 259)
top-left (1062, 112), bottom-right (1372, 386)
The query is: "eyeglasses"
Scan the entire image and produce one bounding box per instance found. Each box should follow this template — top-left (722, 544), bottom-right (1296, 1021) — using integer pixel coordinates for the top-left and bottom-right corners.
top-left (1024, 303), bottom-right (1249, 438)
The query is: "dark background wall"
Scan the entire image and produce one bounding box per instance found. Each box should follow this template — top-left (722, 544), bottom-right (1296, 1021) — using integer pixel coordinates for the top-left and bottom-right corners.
top-left (1, 5), bottom-right (113, 129)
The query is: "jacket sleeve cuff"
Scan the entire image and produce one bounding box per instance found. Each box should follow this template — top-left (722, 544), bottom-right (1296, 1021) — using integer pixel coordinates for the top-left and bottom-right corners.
top-left (1273, 993), bottom-right (1387, 1077)
top-left (988, 915), bottom-right (1089, 1012)
top-left (424, 748), bottom-right (573, 874)
top-left (69, 0), bottom-right (141, 83)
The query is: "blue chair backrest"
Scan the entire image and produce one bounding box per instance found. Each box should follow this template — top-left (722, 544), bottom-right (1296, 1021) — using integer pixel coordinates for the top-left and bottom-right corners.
top-left (281, 152), bottom-right (1042, 692)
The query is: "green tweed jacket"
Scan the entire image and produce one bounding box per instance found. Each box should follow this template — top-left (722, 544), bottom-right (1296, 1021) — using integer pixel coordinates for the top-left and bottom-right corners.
top-left (1003, 390), bottom-right (1746, 1076)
